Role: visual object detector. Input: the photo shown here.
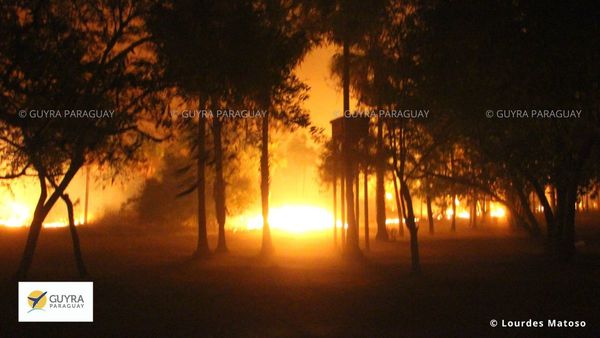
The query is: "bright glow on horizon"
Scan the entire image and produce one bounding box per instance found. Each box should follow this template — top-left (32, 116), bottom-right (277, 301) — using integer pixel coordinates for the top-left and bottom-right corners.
top-left (0, 200), bottom-right (89, 228)
top-left (0, 202), bottom-right (31, 228)
top-left (490, 207), bottom-right (506, 218)
top-left (232, 205), bottom-right (334, 234)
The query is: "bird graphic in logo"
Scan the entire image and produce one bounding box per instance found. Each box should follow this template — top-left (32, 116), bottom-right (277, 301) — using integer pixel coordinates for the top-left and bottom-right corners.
top-left (27, 290), bottom-right (47, 313)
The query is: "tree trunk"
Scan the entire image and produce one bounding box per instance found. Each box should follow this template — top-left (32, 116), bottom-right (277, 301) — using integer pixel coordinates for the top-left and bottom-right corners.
top-left (527, 176), bottom-right (556, 238)
top-left (555, 182), bottom-right (577, 261)
top-left (450, 149), bottom-right (456, 232)
top-left (481, 195), bottom-right (488, 225)
top-left (472, 192), bottom-right (478, 228)
top-left (401, 179), bottom-right (420, 274)
top-left (62, 194), bottom-right (88, 278)
top-left (342, 37), bottom-right (360, 257)
top-left (213, 117), bottom-right (228, 253)
top-left (451, 194), bottom-right (457, 232)
top-left (375, 116), bottom-right (388, 241)
top-left (513, 184), bottom-right (541, 236)
top-left (363, 168), bottom-right (369, 251)
top-left (550, 185), bottom-right (557, 214)
top-left (555, 184), bottom-right (566, 243)
top-left (426, 195), bottom-right (434, 235)
top-left (344, 160), bottom-right (359, 254)
top-left (391, 170), bottom-right (404, 237)
top-left (562, 185), bottom-right (577, 260)
top-left (333, 174), bottom-right (337, 247)
top-left (596, 183), bottom-right (600, 211)
top-left (17, 159), bottom-right (81, 279)
top-left (195, 110), bottom-right (210, 257)
top-left (260, 110), bottom-right (273, 256)
top-left (84, 166), bottom-right (90, 224)
top-left (355, 171), bottom-right (359, 232)
top-left (16, 173), bottom-right (47, 279)
top-left (341, 164), bottom-right (346, 248)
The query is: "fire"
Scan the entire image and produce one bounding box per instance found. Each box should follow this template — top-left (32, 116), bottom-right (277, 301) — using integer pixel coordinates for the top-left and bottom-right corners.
top-left (444, 201), bottom-right (507, 220)
top-left (489, 207), bottom-right (506, 218)
top-left (0, 200), bottom-right (89, 228)
top-left (231, 205), bottom-right (334, 234)
top-left (0, 202), bottom-right (31, 227)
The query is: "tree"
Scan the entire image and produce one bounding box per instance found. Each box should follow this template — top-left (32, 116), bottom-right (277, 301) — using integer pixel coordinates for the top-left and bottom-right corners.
top-left (151, 0), bottom-right (314, 256)
top-left (149, 0), bottom-right (226, 256)
top-left (400, 0), bottom-right (600, 259)
top-left (324, 0), bottom-right (392, 253)
top-left (0, 0), bottom-right (165, 278)
top-left (236, 0), bottom-right (315, 256)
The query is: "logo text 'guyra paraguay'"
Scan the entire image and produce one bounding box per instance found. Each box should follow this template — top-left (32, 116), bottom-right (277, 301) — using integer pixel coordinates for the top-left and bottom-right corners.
top-left (19, 282), bottom-right (93, 322)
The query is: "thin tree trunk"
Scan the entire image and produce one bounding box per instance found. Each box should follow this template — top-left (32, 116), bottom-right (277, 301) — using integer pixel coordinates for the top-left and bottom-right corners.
top-left (16, 173), bottom-right (47, 279)
top-left (401, 180), bottom-right (421, 274)
top-left (450, 149), bottom-right (456, 232)
top-left (333, 174), bottom-right (337, 247)
top-left (390, 120), bottom-right (420, 273)
top-left (213, 117), bottom-right (228, 253)
top-left (556, 183), bottom-right (565, 243)
top-left (260, 110), bottom-right (273, 256)
top-left (400, 181), bottom-right (406, 220)
top-left (472, 191), bottom-right (478, 228)
top-left (550, 185), bottom-right (557, 214)
top-left (363, 167), bottom-right (369, 251)
top-left (344, 157), bottom-right (359, 254)
top-left (426, 195), bottom-right (434, 235)
top-left (62, 194), bottom-right (88, 278)
top-left (391, 170), bottom-right (404, 237)
top-left (375, 116), bottom-right (388, 241)
top-left (342, 36), bottom-right (360, 257)
top-left (341, 163), bottom-right (346, 248)
top-left (596, 183), bottom-right (600, 210)
top-left (451, 194), bottom-right (456, 232)
top-left (355, 170), bottom-right (359, 233)
top-left (469, 192), bottom-right (473, 227)
top-left (195, 109), bottom-right (210, 257)
top-left (84, 166), bottom-right (90, 224)
top-left (562, 185), bottom-right (577, 260)
top-left (481, 195), bottom-right (488, 225)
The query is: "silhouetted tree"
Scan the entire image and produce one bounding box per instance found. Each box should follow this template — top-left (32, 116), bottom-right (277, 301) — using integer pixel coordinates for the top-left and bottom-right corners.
top-left (400, 0), bottom-right (600, 259)
top-left (325, 0), bottom-right (391, 253)
top-left (239, 0), bottom-right (314, 256)
top-left (0, 0), bottom-right (165, 278)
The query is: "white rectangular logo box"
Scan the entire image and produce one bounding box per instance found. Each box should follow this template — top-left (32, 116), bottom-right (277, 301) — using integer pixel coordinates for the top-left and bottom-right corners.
top-left (18, 282), bottom-right (93, 322)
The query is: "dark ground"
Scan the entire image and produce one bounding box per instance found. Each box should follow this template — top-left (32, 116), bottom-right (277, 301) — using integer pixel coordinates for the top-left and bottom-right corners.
top-left (1, 217), bottom-right (599, 337)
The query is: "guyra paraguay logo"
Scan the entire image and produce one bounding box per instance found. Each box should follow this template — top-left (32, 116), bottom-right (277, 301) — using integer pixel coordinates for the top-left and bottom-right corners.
top-left (27, 290), bottom-right (85, 313)
top-left (27, 290), bottom-right (47, 312)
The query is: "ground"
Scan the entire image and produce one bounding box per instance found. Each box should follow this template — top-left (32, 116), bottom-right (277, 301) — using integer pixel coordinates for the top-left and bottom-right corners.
top-left (1, 218), bottom-right (599, 337)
